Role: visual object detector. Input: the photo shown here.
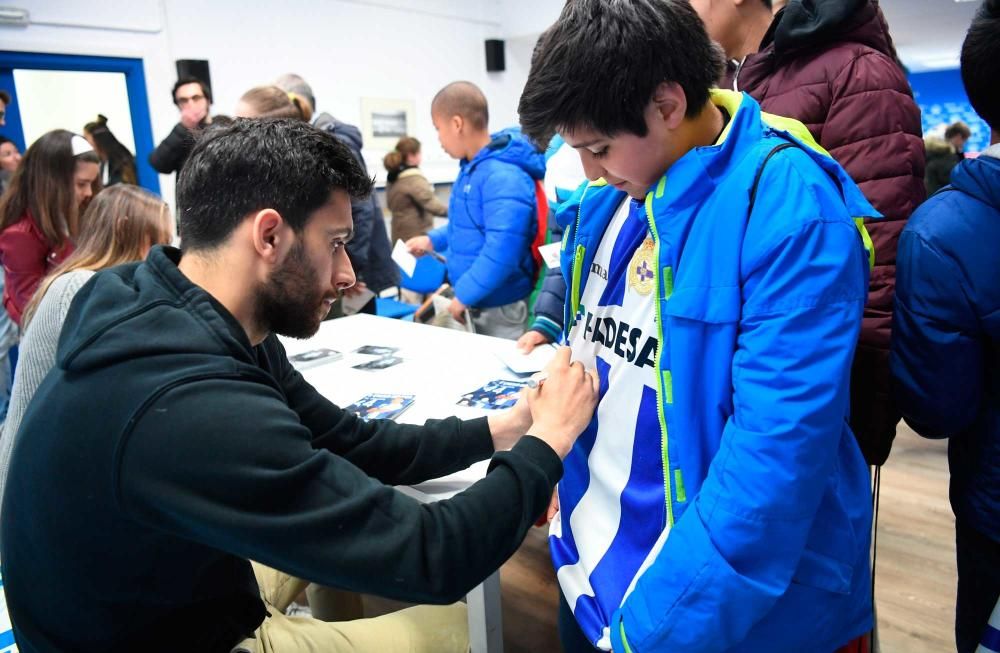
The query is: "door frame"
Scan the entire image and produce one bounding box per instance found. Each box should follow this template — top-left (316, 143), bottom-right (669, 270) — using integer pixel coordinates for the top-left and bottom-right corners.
top-left (0, 50), bottom-right (160, 194)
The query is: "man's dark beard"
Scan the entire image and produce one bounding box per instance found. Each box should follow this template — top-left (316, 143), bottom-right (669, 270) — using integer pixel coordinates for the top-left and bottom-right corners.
top-left (254, 241), bottom-right (328, 339)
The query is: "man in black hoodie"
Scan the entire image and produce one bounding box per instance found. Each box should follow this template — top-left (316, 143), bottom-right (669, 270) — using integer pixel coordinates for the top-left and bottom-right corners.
top-left (0, 119), bottom-right (598, 653)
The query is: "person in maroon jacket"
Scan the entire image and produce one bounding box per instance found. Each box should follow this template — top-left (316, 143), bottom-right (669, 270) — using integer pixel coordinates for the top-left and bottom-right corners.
top-left (0, 130), bottom-right (101, 326)
top-left (692, 0), bottom-right (926, 466)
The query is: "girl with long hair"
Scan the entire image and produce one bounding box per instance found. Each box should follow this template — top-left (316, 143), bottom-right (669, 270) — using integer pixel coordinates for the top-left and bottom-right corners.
top-left (383, 136), bottom-right (447, 244)
top-left (0, 129), bottom-right (101, 325)
top-left (83, 115), bottom-right (138, 186)
top-left (0, 184), bottom-right (172, 508)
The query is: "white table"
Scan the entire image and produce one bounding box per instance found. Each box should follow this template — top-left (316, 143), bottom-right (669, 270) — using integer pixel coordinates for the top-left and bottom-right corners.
top-left (281, 314), bottom-right (541, 653)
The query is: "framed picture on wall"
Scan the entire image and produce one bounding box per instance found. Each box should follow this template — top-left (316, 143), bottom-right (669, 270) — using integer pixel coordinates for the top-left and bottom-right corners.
top-left (361, 98), bottom-right (416, 149)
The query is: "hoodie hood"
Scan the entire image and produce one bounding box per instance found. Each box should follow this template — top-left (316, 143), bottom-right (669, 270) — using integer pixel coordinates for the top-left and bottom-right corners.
top-left (950, 154), bottom-right (1000, 213)
top-left (467, 127), bottom-right (545, 180)
top-left (57, 246), bottom-right (256, 375)
top-left (764, 0), bottom-right (898, 61)
top-left (313, 112), bottom-right (364, 152)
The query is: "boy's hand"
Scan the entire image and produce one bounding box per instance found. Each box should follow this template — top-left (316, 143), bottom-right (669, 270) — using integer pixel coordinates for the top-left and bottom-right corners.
top-left (406, 235), bottom-right (433, 257)
top-left (517, 330), bottom-right (552, 353)
top-left (448, 298), bottom-right (467, 324)
top-left (527, 347), bottom-right (599, 459)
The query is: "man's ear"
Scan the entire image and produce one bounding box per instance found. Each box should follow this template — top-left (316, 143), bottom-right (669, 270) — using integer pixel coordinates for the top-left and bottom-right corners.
top-left (651, 81), bottom-right (688, 131)
top-left (250, 209), bottom-right (286, 263)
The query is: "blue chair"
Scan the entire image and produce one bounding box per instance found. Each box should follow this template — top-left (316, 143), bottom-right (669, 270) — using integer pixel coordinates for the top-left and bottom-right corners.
top-left (401, 255), bottom-right (447, 294)
top-left (376, 255), bottom-right (448, 320)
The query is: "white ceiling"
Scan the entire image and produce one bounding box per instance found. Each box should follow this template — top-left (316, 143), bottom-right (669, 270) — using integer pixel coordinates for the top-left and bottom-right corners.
top-left (880, 0), bottom-right (984, 71)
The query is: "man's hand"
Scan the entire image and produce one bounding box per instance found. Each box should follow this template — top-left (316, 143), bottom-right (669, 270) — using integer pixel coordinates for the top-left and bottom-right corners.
top-left (448, 297), bottom-right (467, 325)
top-left (406, 235), bottom-right (433, 258)
top-left (527, 347), bottom-right (599, 459)
top-left (180, 104), bottom-right (208, 130)
top-left (487, 392), bottom-right (533, 451)
top-left (534, 489), bottom-right (560, 527)
top-left (517, 330), bottom-right (552, 353)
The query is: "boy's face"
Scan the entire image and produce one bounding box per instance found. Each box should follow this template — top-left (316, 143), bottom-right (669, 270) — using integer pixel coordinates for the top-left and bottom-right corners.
top-left (689, 0), bottom-right (741, 59)
top-left (432, 111), bottom-right (464, 160)
top-left (563, 97), bottom-right (685, 200)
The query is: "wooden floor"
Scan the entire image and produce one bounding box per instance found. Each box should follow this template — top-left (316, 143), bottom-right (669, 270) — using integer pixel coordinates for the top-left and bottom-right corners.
top-left (368, 423), bottom-right (957, 653)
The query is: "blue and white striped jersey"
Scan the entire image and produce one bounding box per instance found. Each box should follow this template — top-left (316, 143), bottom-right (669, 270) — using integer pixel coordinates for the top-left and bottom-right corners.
top-left (552, 197), bottom-right (668, 650)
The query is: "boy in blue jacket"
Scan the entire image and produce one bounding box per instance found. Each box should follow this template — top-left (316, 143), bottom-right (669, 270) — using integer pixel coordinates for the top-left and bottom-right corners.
top-left (518, 1), bottom-right (877, 651)
top-left (406, 81), bottom-right (544, 339)
top-left (890, 2), bottom-right (1000, 650)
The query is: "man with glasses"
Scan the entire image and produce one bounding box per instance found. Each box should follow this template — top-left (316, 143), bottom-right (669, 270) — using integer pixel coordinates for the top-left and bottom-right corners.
top-left (149, 77), bottom-right (213, 178)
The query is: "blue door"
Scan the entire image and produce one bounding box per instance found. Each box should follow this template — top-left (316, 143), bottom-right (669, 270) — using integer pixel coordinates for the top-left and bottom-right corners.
top-left (0, 51), bottom-right (160, 194)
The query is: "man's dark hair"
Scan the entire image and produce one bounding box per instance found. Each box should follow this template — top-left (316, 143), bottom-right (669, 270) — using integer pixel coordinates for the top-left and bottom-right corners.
top-left (944, 121), bottom-right (971, 141)
top-left (961, 0), bottom-right (1000, 130)
top-left (177, 119), bottom-right (373, 251)
top-left (172, 77), bottom-right (212, 105)
top-left (0, 90), bottom-right (10, 105)
top-left (519, 0), bottom-right (724, 148)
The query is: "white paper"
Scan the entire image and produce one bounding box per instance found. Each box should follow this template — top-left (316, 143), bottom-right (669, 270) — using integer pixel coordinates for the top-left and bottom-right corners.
top-left (496, 343), bottom-right (558, 375)
top-left (538, 242), bottom-right (562, 269)
top-left (341, 287), bottom-right (376, 315)
top-left (392, 239), bottom-right (418, 277)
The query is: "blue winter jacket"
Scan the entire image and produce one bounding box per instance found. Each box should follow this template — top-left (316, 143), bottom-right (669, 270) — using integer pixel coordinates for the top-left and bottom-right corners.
top-left (891, 149), bottom-right (1000, 543)
top-left (558, 91), bottom-right (876, 652)
top-left (429, 130), bottom-right (544, 308)
top-left (530, 136), bottom-right (586, 341)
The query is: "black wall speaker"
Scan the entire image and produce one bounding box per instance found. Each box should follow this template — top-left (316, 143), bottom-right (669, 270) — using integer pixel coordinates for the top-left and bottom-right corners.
top-left (485, 39), bottom-right (506, 72)
top-left (175, 59), bottom-right (212, 96)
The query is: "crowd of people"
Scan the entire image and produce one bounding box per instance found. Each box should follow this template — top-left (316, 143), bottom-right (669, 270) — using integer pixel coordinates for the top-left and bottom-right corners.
top-left (0, 0), bottom-right (995, 652)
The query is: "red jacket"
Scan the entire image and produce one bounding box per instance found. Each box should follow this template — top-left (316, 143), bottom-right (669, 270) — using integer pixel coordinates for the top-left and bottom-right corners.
top-left (0, 214), bottom-right (74, 326)
top-left (725, 0), bottom-right (926, 464)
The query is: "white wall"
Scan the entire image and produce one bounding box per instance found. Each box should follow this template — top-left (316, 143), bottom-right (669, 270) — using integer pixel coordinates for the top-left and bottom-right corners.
top-left (14, 69), bottom-right (136, 152)
top-left (0, 0), bottom-right (544, 208)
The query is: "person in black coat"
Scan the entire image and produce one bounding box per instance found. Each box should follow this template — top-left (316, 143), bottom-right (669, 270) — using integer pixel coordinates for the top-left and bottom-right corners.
top-left (148, 77), bottom-right (212, 177)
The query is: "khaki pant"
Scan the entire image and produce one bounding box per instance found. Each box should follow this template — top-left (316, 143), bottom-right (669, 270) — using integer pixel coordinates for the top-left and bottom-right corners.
top-left (234, 563), bottom-right (470, 653)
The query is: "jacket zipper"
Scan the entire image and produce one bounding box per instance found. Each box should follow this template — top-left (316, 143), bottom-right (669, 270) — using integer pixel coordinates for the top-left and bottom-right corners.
top-left (643, 183), bottom-right (675, 528)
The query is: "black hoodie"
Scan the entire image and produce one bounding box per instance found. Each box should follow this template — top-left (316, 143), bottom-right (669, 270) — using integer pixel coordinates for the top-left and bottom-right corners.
top-left (0, 246), bottom-right (560, 652)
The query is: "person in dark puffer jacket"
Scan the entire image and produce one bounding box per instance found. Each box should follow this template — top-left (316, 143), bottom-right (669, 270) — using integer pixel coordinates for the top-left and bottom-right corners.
top-left (692, 0), bottom-right (926, 466)
top-left (891, 2), bottom-right (1000, 649)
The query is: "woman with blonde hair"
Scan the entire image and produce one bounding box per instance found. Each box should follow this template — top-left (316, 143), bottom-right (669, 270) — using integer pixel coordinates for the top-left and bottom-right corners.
top-left (0, 184), bottom-right (172, 514)
top-left (383, 136), bottom-right (447, 243)
top-left (234, 85), bottom-right (313, 121)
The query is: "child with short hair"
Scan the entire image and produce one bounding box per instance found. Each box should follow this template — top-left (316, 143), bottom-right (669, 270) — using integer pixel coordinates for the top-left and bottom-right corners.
top-left (406, 81), bottom-right (544, 339)
top-left (519, 1), bottom-right (878, 650)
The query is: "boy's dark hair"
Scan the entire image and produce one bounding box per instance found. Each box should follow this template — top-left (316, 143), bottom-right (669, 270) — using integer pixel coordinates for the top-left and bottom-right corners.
top-left (944, 121), bottom-right (971, 141)
top-left (961, 0), bottom-right (1000, 130)
top-left (177, 119), bottom-right (372, 251)
top-left (0, 90), bottom-right (10, 105)
top-left (519, 0), bottom-right (724, 148)
top-left (432, 82), bottom-right (489, 131)
top-left (172, 77), bottom-right (212, 105)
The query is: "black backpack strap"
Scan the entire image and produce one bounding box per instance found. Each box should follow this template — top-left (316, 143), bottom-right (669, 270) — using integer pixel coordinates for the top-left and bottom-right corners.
top-left (748, 142), bottom-right (797, 215)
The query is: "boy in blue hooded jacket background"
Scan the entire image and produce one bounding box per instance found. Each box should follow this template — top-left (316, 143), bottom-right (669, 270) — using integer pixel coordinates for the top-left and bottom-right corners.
top-left (518, 1), bottom-right (877, 651)
top-left (891, 2), bottom-right (1000, 650)
top-left (406, 81), bottom-right (544, 339)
